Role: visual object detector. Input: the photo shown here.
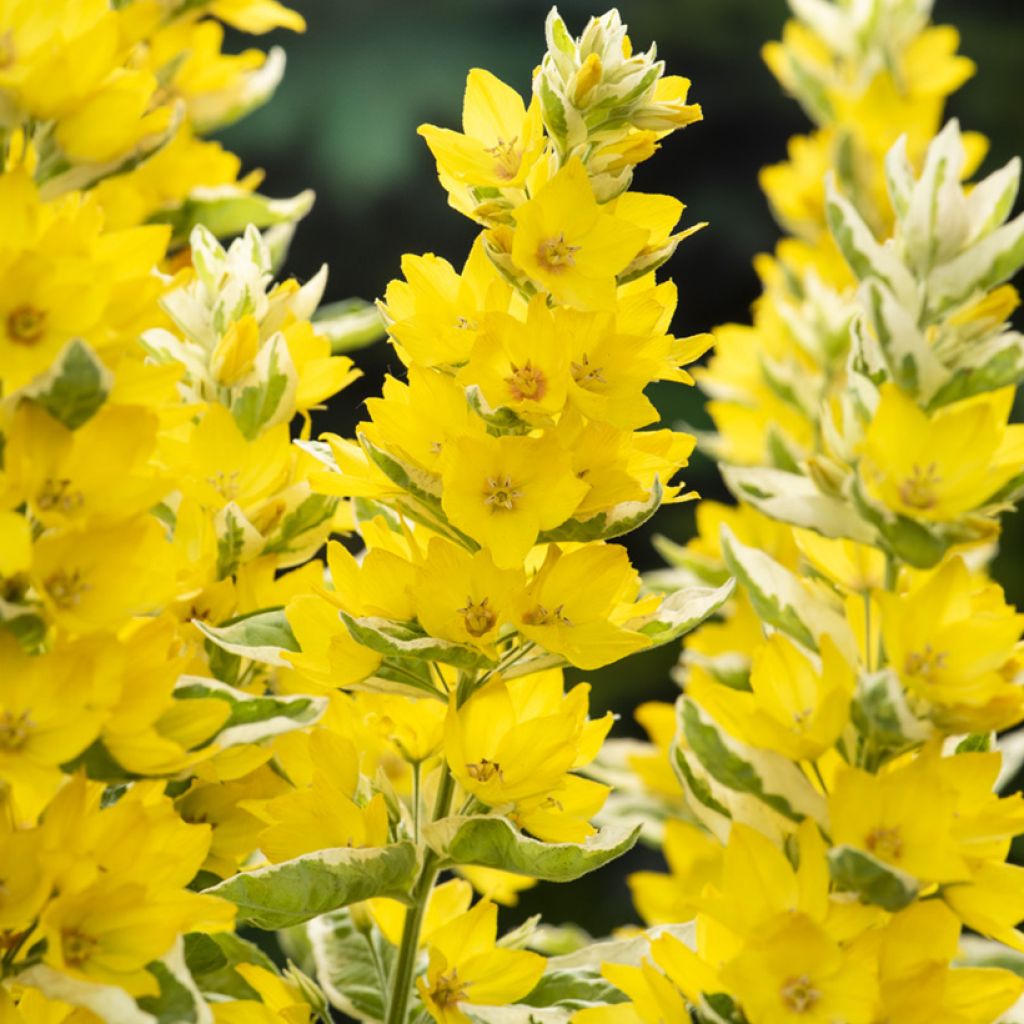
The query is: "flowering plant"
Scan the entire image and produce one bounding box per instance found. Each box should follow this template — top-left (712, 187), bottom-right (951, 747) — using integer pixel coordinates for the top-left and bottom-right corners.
top-left (3, 2), bottom-right (1024, 1024)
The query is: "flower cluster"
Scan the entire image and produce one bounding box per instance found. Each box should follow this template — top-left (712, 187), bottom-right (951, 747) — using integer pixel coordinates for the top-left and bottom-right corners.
top-left (588, 2), bottom-right (1024, 1023)
top-left (246, 10), bottom-right (726, 1022)
top-left (0, 1), bottom-right (380, 1020)
top-left (0, 4), bottom-right (727, 1022)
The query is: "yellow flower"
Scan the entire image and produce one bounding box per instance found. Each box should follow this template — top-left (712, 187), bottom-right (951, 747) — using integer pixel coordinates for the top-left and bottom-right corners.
top-left (353, 692), bottom-right (447, 766)
top-left (508, 158), bottom-right (648, 310)
top-left (381, 240), bottom-right (512, 368)
top-left (40, 878), bottom-right (231, 997)
top-left (3, 401), bottom-right (167, 527)
top-left (175, 764), bottom-right (290, 878)
top-left (212, 966), bottom-right (314, 1023)
top-left (409, 537), bottom-right (525, 652)
top-left (369, 878), bottom-right (474, 947)
top-left (285, 593), bottom-right (383, 691)
top-left (460, 297), bottom-right (570, 422)
top-left (419, 69), bottom-right (544, 189)
top-left (860, 384), bottom-right (1024, 522)
top-left (444, 673), bottom-right (611, 839)
top-left (31, 517), bottom-right (176, 635)
top-left (513, 544), bottom-right (651, 670)
top-left (0, 635), bottom-right (104, 823)
top-left (793, 529), bottom-right (886, 594)
top-left (876, 900), bottom-right (1023, 1024)
top-left (628, 819), bottom-right (723, 926)
top-left (879, 556), bottom-right (1024, 731)
top-left (162, 403), bottom-right (293, 516)
top-left (416, 899), bottom-right (545, 1024)
top-left (208, 0), bottom-right (307, 34)
top-left (686, 634), bottom-right (853, 761)
top-left (457, 866), bottom-right (537, 907)
top-left (440, 432), bottom-right (587, 568)
top-left (829, 752), bottom-right (969, 884)
top-left (0, 826), bottom-right (51, 932)
top-left (362, 366), bottom-right (488, 478)
top-left (717, 913), bottom-right (876, 1024)
top-left (249, 729), bottom-right (389, 862)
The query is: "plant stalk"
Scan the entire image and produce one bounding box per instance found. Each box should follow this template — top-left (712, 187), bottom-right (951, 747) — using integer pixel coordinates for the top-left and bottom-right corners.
top-left (383, 763), bottom-right (456, 1024)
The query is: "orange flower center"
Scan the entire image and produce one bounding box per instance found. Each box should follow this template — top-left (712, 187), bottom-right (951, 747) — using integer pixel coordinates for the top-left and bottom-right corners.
top-left (6, 305), bottom-right (46, 346)
top-left (459, 596), bottom-right (497, 638)
top-left (780, 974), bottom-right (820, 1013)
top-left (536, 233), bottom-right (579, 274)
top-left (505, 360), bottom-right (547, 401)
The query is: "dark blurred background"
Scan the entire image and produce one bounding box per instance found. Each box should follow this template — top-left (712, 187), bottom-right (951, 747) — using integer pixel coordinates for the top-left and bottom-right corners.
top-left (221, 0), bottom-right (1024, 943)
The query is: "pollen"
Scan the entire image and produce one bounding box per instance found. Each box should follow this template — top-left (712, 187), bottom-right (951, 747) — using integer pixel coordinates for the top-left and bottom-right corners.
top-left (44, 569), bottom-right (90, 610)
top-left (521, 603), bottom-right (572, 627)
top-left (780, 974), bottom-right (821, 1014)
top-left (903, 643), bottom-right (949, 684)
top-left (505, 360), bottom-right (547, 401)
top-left (484, 135), bottom-right (521, 180)
top-left (62, 928), bottom-right (99, 968)
top-left (898, 462), bottom-right (941, 510)
top-left (466, 758), bottom-right (503, 782)
top-left (536, 233), bottom-right (580, 274)
top-left (0, 710), bottom-right (32, 751)
top-left (37, 478), bottom-right (86, 515)
top-left (483, 474), bottom-right (522, 512)
top-left (459, 596), bottom-right (498, 637)
top-left (865, 826), bottom-right (904, 861)
top-left (6, 304), bottom-right (46, 346)
top-left (571, 353), bottom-right (605, 386)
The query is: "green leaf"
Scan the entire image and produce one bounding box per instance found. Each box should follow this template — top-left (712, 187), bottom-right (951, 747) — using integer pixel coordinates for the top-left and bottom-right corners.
top-left (539, 479), bottom-right (664, 544)
top-left (722, 465), bottom-right (878, 545)
top-left (958, 936), bottom-right (1024, 977)
top-left (633, 579), bottom-right (736, 649)
top-left (314, 298), bottom-right (386, 354)
top-left (207, 842), bottom-right (420, 930)
top-left (538, 75), bottom-right (570, 144)
top-left (263, 492), bottom-right (338, 556)
top-left (863, 280), bottom-right (946, 400)
top-left (215, 504), bottom-right (256, 580)
top-left (825, 182), bottom-right (913, 302)
top-left (929, 210), bottom-right (1024, 318)
top-left (174, 675), bottom-right (326, 746)
top-left (828, 845), bottom-right (919, 911)
top-left (151, 187), bottom-right (315, 248)
top-left (308, 909), bottom-right (395, 1023)
top-left (720, 525), bottom-right (857, 660)
top-left (341, 612), bottom-right (491, 671)
top-left (425, 816), bottom-right (639, 882)
top-left (676, 698), bottom-right (825, 824)
top-left (136, 964), bottom-right (200, 1024)
top-left (25, 339), bottom-right (112, 429)
top-left (522, 969), bottom-right (629, 1009)
top-left (956, 732), bottom-right (993, 754)
top-left (194, 606), bottom-right (300, 668)
top-left (184, 932), bottom-right (276, 1000)
top-left (61, 737), bottom-right (136, 782)
top-left (850, 669), bottom-right (930, 770)
top-left (930, 331), bottom-right (1024, 409)
top-left (617, 225), bottom-right (705, 286)
top-left (230, 335), bottom-right (295, 440)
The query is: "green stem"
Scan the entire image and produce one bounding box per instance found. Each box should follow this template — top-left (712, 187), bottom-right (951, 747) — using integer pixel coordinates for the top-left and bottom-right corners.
top-left (877, 552), bottom-right (900, 669)
top-left (412, 761), bottom-right (422, 844)
top-left (384, 763), bottom-right (456, 1024)
top-left (862, 589), bottom-right (873, 673)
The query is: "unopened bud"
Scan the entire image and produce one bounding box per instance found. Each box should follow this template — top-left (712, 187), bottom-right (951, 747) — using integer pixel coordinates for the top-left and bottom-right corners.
top-left (211, 314), bottom-right (260, 385)
top-left (571, 52), bottom-right (602, 106)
